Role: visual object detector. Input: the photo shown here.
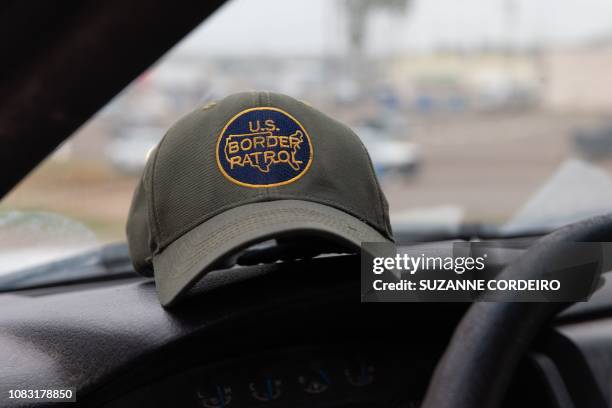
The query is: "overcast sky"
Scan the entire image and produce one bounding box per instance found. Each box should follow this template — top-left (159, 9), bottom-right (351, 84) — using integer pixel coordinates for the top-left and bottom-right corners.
top-left (172, 0), bottom-right (612, 56)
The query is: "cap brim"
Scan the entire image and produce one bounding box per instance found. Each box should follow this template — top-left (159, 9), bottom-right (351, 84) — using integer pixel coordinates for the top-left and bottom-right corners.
top-left (153, 199), bottom-right (390, 306)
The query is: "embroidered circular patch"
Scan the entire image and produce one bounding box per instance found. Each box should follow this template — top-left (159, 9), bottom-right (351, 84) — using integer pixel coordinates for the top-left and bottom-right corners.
top-left (216, 107), bottom-right (313, 187)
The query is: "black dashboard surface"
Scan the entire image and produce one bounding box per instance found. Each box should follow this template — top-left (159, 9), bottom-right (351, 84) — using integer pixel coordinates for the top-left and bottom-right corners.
top-left (0, 254), bottom-right (462, 407)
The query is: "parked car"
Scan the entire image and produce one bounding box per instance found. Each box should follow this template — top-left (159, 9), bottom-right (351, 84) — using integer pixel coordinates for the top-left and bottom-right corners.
top-left (352, 123), bottom-right (422, 178)
top-left (106, 126), bottom-right (164, 174)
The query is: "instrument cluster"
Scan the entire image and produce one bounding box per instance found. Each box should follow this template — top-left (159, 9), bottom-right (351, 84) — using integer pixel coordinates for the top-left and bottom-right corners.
top-left (106, 344), bottom-right (429, 407)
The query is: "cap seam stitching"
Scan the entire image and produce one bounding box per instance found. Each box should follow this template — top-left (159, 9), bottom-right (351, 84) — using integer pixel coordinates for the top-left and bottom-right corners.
top-left (347, 127), bottom-right (387, 228)
top-left (149, 130), bottom-right (171, 251)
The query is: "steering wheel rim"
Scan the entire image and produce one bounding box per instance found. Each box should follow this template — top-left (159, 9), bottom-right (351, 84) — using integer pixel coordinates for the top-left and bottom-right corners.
top-left (421, 213), bottom-right (612, 408)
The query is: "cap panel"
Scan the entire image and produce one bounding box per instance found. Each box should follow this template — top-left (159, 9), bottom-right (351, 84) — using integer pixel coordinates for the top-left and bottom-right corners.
top-left (151, 93), bottom-right (267, 249)
top-left (263, 94), bottom-right (391, 239)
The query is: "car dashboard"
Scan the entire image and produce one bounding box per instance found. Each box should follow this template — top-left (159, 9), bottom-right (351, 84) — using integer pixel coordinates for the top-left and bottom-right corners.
top-left (0, 245), bottom-right (611, 407)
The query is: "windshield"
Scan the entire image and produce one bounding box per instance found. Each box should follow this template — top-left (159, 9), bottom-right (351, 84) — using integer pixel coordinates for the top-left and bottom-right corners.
top-left (2, 0), bottom-right (612, 274)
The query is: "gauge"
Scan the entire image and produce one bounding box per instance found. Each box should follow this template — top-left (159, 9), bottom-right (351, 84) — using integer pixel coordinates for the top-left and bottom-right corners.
top-left (249, 377), bottom-right (282, 402)
top-left (344, 359), bottom-right (374, 387)
top-left (195, 384), bottom-right (232, 408)
top-left (298, 368), bottom-right (331, 394)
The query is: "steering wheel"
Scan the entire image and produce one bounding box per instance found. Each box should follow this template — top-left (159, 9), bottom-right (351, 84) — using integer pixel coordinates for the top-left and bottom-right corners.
top-left (421, 214), bottom-right (612, 408)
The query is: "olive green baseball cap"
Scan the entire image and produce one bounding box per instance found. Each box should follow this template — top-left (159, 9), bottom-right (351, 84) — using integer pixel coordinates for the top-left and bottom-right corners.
top-left (126, 91), bottom-right (393, 307)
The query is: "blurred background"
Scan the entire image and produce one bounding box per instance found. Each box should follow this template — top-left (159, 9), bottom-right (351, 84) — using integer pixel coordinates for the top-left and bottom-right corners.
top-left (3, 0), bottom-right (612, 270)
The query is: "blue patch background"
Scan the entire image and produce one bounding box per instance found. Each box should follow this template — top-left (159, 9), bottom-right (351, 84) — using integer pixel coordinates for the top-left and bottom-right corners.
top-left (217, 109), bottom-right (311, 186)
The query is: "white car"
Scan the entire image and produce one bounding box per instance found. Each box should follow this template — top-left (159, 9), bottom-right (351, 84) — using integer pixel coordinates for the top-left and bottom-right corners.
top-left (106, 126), bottom-right (164, 174)
top-left (352, 125), bottom-right (422, 176)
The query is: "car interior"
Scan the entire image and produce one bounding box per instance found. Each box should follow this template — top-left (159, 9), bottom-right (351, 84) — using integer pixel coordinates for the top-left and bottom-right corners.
top-left (2, 1), bottom-right (612, 407)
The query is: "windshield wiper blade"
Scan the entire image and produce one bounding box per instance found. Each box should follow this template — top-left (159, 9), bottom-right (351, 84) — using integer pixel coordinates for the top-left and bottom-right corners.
top-left (0, 242), bottom-right (137, 292)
